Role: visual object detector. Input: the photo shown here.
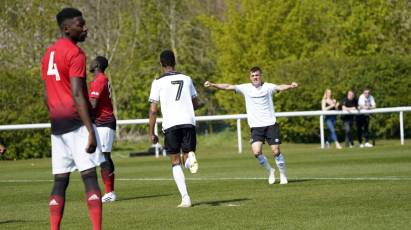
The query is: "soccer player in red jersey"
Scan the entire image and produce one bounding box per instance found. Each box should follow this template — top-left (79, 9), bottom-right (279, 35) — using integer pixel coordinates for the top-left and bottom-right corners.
top-left (89, 56), bottom-right (117, 202)
top-left (41, 8), bottom-right (104, 230)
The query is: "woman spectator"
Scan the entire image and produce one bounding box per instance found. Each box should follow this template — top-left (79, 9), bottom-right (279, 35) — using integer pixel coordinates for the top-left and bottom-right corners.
top-left (322, 89), bottom-right (342, 149)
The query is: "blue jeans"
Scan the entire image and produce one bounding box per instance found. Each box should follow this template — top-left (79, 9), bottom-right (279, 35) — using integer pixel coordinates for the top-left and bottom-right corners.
top-left (325, 116), bottom-right (338, 143)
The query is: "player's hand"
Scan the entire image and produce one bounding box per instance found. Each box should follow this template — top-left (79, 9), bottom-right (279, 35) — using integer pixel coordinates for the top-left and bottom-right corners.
top-left (150, 134), bottom-right (159, 144)
top-left (291, 82), bottom-right (298, 88)
top-left (204, 81), bottom-right (212, 88)
top-left (86, 131), bottom-right (97, 154)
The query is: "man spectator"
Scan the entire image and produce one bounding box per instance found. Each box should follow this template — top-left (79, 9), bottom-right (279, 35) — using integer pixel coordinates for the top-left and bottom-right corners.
top-left (357, 88), bottom-right (376, 147)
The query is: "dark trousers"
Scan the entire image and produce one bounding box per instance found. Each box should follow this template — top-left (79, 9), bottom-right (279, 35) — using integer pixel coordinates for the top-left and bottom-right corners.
top-left (343, 120), bottom-right (354, 146)
top-left (356, 115), bottom-right (370, 144)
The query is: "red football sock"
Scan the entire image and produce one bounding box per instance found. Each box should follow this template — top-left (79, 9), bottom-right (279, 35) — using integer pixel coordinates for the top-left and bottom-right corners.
top-left (86, 191), bottom-right (102, 230)
top-left (101, 168), bottom-right (115, 193)
top-left (49, 195), bottom-right (65, 230)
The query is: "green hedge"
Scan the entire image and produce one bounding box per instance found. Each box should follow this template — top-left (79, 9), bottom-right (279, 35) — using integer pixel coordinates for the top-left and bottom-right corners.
top-left (0, 67), bottom-right (51, 160)
top-left (1, 55), bottom-right (410, 159)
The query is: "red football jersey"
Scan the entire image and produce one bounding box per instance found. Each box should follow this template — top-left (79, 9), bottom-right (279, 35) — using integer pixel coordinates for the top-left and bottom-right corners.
top-left (41, 38), bottom-right (90, 135)
top-left (89, 73), bottom-right (116, 129)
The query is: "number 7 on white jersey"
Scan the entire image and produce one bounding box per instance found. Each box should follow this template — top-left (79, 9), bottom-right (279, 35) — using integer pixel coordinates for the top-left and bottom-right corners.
top-left (47, 51), bottom-right (61, 81)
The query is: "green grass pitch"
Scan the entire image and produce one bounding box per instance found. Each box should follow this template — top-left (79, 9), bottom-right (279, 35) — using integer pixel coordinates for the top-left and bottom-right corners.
top-left (1, 133), bottom-right (410, 229)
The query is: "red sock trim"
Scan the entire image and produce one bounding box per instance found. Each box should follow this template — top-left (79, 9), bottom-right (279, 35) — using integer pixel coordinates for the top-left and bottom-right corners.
top-left (86, 191), bottom-right (102, 230)
top-left (101, 168), bottom-right (115, 193)
top-left (49, 195), bottom-right (65, 230)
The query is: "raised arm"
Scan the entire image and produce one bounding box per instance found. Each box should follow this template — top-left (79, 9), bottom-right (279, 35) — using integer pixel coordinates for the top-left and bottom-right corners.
top-left (276, 82), bottom-right (299, 91)
top-left (204, 81), bottom-right (236, 91)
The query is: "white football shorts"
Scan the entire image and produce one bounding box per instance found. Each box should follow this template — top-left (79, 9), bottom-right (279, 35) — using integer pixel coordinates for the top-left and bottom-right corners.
top-left (96, 127), bottom-right (115, 152)
top-left (51, 125), bottom-right (105, 174)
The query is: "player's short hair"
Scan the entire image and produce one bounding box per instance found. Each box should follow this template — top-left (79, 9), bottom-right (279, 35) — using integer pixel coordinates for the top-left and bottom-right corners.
top-left (56, 8), bottom-right (83, 27)
top-left (250, 66), bottom-right (262, 73)
top-left (160, 50), bottom-right (176, 67)
top-left (95, 56), bottom-right (109, 71)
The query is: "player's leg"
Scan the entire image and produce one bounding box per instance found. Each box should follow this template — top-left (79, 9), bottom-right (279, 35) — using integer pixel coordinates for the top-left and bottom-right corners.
top-left (270, 144), bottom-right (288, 184)
top-left (49, 134), bottom-right (75, 230)
top-left (267, 124), bottom-right (288, 184)
top-left (250, 127), bottom-right (275, 184)
top-left (98, 127), bottom-right (116, 202)
top-left (165, 129), bottom-right (191, 207)
top-left (181, 126), bottom-right (198, 174)
top-left (72, 126), bottom-right (105, 230)
top-left (100, 153), bottom-right (116, 202)
top-left (80, 168), bottom-right (102, 230)
top-left (49, 173), bottom-right (70, 230)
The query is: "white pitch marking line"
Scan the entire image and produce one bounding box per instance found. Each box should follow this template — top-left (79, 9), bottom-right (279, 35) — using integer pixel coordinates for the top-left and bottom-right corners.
top-left (1, 177), bottom-right (411, 183)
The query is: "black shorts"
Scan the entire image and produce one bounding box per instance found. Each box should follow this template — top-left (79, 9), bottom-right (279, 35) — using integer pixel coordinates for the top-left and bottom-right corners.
top-left (250, 123), bottom-right (281, 145)
top-left (163, 125), bottom-right (196, 154)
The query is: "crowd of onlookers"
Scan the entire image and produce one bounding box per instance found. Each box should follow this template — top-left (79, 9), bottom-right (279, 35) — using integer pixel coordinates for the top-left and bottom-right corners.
top-left (322, 88), bottom-right (376, 149)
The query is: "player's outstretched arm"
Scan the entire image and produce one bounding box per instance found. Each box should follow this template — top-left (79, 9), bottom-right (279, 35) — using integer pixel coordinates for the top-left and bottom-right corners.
top-left (148, 102), bottom-right (159, 144)
top-left (204, 81), bottom-right (236, 91)
top-left (70, 78), bottom-right (97, 153)
top-left (276, 82), bottom-right (299, 92)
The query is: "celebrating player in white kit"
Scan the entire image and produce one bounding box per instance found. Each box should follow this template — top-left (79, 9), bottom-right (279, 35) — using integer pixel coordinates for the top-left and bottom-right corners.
top-left (204, 66), bottom-right (298, 185)
top-left (149, 50), bottom-right (200, 207)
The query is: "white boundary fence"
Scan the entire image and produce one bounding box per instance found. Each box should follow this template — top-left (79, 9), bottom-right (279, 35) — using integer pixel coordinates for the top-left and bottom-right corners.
top-left (0, 106), bottom-right (410, 155)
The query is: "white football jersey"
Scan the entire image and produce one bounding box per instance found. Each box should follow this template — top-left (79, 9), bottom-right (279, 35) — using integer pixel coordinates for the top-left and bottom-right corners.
top-left (235, 83), bottom-right (278, 128)
top-left (149, 72), bottom-right (197, 131)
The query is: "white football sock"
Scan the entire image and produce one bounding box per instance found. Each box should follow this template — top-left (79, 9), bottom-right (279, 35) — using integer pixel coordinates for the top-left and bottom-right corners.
top-left (256, 153), bottom-right (272, 173)
top-left (275, 153), bottom-right (286, 175)
top-left (172, 165), bottom-right (188, 199)
top-left (184, 159), bottom-right (190, 169)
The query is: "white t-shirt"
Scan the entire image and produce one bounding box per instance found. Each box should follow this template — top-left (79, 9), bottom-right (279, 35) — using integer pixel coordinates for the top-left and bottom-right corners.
top-left (235, 83), bottom-right (278, 128)
top-left (358, 94), bottom-right (376, 109)
top-left (149, 72), bottom-right (197, 131)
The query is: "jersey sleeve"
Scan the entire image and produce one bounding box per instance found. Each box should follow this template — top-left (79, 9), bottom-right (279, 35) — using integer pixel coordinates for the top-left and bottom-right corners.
top-left (89, 78), bottom-right (105, 99)
top-left (268, 83), bottom-right (278, 94)
top-left (190, 79), bottom-right (197, 98)
top-left (68, 49), bottom-right (86, 78)
top-left (148, 80), bottom-right (160, 103)
top-left (234, 84), bottom-right (246, 94)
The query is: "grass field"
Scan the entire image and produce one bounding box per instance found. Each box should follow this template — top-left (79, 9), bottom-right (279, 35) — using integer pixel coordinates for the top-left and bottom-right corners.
top-left (1, 132), bottom-right (411, 230)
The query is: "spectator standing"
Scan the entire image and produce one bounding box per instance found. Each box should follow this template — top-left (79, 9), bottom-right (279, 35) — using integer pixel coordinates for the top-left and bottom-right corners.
top-left (357, 88), bottom-right (376, 147)
top-left (321, 89), bottom-right (342, 149)
top-left (341, 90), bottom-right (358, 148)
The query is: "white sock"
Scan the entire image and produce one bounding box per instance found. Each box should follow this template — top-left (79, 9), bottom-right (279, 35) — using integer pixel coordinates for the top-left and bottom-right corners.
top-left (172, 165), bottom-right (188, 199)
top-left (275, 153), bottom-right (286, 175)
top-left (184, 159), bottom-right (190, 169)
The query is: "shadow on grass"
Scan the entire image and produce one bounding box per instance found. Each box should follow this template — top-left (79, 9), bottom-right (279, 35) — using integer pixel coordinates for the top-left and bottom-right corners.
top-left (116, 193), bottom-right (173, 202)
top-left (0, 220), bottom-right (35, 224)
top-left (192, 198), bottom-right (250, 207)
top-left (288, 179), bottom-right (313, 184)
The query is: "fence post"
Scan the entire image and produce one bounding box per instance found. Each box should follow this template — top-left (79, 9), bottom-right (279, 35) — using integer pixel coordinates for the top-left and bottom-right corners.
top-left (237, 118), bottom-right (242, 153)
top-left (320, 115), bottom-right (325, 149)
top-left (400, 111), bottom-right (404, 145)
